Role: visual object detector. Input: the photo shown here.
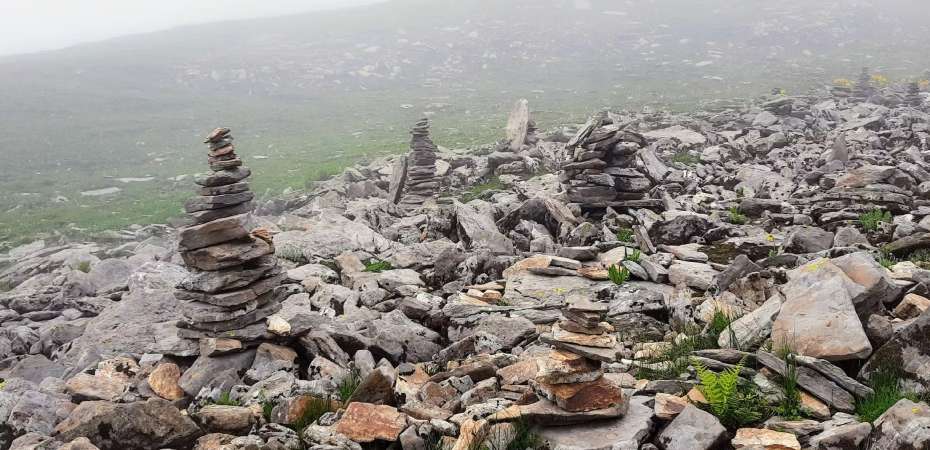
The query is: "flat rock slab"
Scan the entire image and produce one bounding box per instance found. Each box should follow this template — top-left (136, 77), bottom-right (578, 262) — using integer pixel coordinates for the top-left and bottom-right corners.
top-left (178, 214), bottom-right (255, 251)
top-left (334, 402), bottom-right (407, 443)
top-left (195, 167), bottom-right (251, 187)
top-left (181, 238), bottom-right (273, 272)
top-left (537, 396), bottom-right (654, 450)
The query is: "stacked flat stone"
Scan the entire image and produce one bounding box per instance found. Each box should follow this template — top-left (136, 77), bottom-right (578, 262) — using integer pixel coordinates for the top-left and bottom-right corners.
top-left (906, 81), bottom-right (922, 107)
top-left (560, 114), bottom-right (656, 209)
top-left (851, 67), bottom-right (873, 102)
top-left (174, 127), bottom-right (285, 339)
top-left (398, 118), bottom-right (440, 209)
top-left (534, 298), bottom-right (626, 415)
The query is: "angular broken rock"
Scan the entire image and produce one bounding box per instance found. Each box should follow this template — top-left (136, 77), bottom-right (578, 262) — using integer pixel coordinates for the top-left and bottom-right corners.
top-left (535, 376), bottom-right (625, 412)
top-left (731, 428), bottom-right (801, 450)
top-left (535, 349), bottom-right (601, 384)
top-left (333, 402), bottom-right (408, 443)
top-left (656, 405), bottom-right (727, 450)
top-left (181, 238), bottom-right (274, 272)
top-left (54, 399), bottom-right (202, 450)
top-left (147, 363), bottom-right (186, 401)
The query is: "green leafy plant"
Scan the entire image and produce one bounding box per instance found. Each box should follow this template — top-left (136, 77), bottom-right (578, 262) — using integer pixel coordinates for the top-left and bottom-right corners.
top-left (363, 259), bottom-right (393, 273)
top-left (672, 150), bottom-right (700, 166)
top-left (635, 327), bottom-right (706, 380)
top-left (624, 249), bottom-right (642, 263)
top-left (728, 207), bottom-right (748, 225)
top-left (773, 348), bottom-right (804, 420)
top-left (693, 357), bottom-right (768, 428)
top-left (859, 209), bottom-right (892, 232)
top-left (75, 260), bottom-right (92, 273)
top-left (277, 244), bottom-right (307, 264)
top-left (767, 248), bottom-right (779, 259)
top-left (856, 365), bottom-right (922, 423)
top-left (608, 265), bottom-right (630, 285)
top-left (705, 307), bottom-right (739, 349)
top-left (213, 390), bottom-right (240, 406)
top-left (616, 227), bottom-right (634, 243)
top-left (0, 378), bottom-right (5, 391)
top-left (338, 370), bottom-right (361, 403)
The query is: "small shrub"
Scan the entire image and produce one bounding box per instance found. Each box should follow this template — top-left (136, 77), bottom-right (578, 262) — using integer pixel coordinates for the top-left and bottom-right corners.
top-left (856, 365), bottom-right (921, 423)
top-left (608, 265), bottom-right (630, 285)
top-left (672, 151), bottom-right (700, 166)
top-left (693, 357), bottom-right (768, 428)
top-left (364, 259), bottom-right (393, 273)
top-left (624, 249), bottom-right (642, 263)
top-left (616, 227), bottom-right (634, 243)
top-left (706, 307), bottom-right (738, 348)
top-left (338, 370), bottom-right (361, 403)
top-left (859, 209), bottom-right (892, 232)
top-left (728, 207), bottom-right (748, 225)
top-left (213, 390), bottom-right (240, 406)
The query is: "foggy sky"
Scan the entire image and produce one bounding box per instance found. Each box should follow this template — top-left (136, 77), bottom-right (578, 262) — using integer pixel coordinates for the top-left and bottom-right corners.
top-left (0, 0), bottom-right (385, 56)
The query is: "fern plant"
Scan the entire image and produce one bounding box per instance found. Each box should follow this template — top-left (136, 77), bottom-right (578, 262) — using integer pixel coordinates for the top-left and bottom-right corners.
top-left (692, 357), bottom-right (767, 428)
top-left (608, 265), bottom-right (630, 285)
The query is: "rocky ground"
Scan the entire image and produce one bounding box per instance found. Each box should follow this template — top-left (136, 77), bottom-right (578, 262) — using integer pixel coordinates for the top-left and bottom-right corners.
top-left (1, 74), bottom-right (930, 450)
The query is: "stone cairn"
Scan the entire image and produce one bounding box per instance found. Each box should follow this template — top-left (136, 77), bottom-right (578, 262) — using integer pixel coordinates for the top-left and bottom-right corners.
top-left (491, 99), bottom-right (541, 175)
top-left (174, 127), bottom-right (285, 339)
top-left (906, 81), bottom-right (922, 107)
top-left (851, 67), bottom-right (874, 102)
top-left (559, 113), bottom-right (661, 210)
top-left (398, 118), bottom-right (440, 209)
top-left (534, 298), bottom-right (626, 415)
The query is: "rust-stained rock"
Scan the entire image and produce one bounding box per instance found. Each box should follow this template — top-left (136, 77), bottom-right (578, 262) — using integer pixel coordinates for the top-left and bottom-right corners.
top-left (535, 376), bottom-right (625, 412)
top-left (147, 363), bottom-right (186, 401)
top-left (333, 402), bottom-right (407, 443)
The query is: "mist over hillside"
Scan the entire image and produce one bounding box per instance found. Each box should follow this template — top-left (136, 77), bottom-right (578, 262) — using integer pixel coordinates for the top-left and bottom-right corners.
top-left (1, 0), bottom-right (929, 243)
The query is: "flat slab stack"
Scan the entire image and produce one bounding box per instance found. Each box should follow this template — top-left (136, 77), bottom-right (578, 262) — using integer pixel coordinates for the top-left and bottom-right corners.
top-left (528, 297), bottom-right (628, 421)
top-left (398, 118), bottom-right (440, 209)
top-left (560, 114), bottom-right (664, 210)
top-left (175, 127), bottom-right (285, 340)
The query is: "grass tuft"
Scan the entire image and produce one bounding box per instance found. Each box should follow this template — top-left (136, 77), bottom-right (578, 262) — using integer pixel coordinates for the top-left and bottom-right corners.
top-left (289, 396), bottom-right (337, 435)
top-left (608, 264), bottom-right (630, 285)
top-left (616, 227), bottom-right (634, 243)
top-left (624, 249), bottom-right (642, 263)
top-left (338, 370), bottom-right (361, 403)
top-left (672, 150), bottom-right (700, 166)
top-left (461, 176), bottom-right (505, 203)
top-left (728, 207), bottom-right (748, 225)
top-left (859, 209), bottom-right (892, 232)
top-left (213, 390), bottom-right (240, 406)
top-left (772, 347), bottom-right (804, 420)
top-left (856, 365), bottom-right (922, 423)
top-left (363, 259), bottom-right (393, 273)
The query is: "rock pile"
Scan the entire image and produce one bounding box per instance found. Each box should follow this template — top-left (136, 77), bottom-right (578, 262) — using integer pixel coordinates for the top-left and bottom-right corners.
top-left (532, 298), bottom-right (626, 418)
top-left (559, 113), bottom-right (665, 210)
top-left (851, 67), bottom-right (874, 102)
top-left (906, 81), bottom-right (923, 107)
top-left (175, 127), bottom-right (285, 339)
top-left (398, 118), bottom-right (441, 209)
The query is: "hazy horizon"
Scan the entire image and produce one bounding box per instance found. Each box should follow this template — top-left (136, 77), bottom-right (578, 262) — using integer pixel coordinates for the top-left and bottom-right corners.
top-left (0, 0), bottom-right (385, 56)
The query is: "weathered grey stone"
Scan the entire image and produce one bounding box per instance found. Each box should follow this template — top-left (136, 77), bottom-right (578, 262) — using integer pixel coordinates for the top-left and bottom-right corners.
top-left (656, 405), bottom-right (727, 450)
top-left (867, 399), bottom-right (930, 450)
top-left (53, 399), bottom-right (202, 450)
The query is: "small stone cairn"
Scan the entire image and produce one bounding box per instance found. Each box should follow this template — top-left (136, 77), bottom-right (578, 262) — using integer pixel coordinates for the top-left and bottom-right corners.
top-left (851, 67), bottom-right (874, 102)
top-left (398, 118), bottom-right (440, 209)
top-left (174, 127), bottom-right (285, 339)
top-left (534, 298), bottom-right (626, 416)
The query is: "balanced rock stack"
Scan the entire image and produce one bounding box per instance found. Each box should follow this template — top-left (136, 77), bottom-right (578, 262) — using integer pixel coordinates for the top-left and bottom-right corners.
top-left (559, 113), bottom-right (663, 210)
top-left (398, 118), bottom-right (440, 209)
top-left (851, 67), bottom-right (874, 102)
top-left (531, 298), bottom-right (627, 419)
top-left (906, 81), bottom-right (923, 107)
top-left (174, 127), bottom-right (285, 339)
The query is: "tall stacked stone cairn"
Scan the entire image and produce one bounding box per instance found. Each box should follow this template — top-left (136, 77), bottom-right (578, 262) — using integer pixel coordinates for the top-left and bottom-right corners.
top-left (525, 297), bottom-right (627, 422)
top-left (398, 118), bottom-right (440, 209)
top-left (174, 127), bottom-right (285, 340)
top-left (559, 112), bottom-right (664, 211)
top-left (906, 81), bottom-right (923, 107)
top-left (851, 67), bottom-right (874, 102)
